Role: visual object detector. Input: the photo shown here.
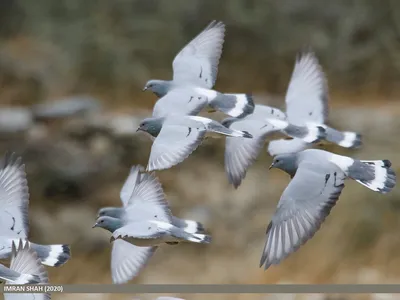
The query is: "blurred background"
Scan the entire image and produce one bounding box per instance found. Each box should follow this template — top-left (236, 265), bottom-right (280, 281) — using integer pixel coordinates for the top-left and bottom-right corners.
top-left (0, 0), bottom-right (400, 299)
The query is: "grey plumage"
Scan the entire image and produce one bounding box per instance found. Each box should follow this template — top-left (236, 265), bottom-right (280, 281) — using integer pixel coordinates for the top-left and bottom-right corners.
top-left (3, 240), bottom-right (50, 300)
top-left (0, 152), bottom-right (71, 267)
top-left (260, 149), bottom-right (396, 270)
top-left (94, 166), bottom-right (211, 284)
top-left (143, 21), bottom-right (254, 118)
top-left (267, 49), bottom-right (362, 156)
top-left (137, 116), bottom-right (252, 171)
top-left (98, 207), bottom-right (205, 234)
top-left (223, 104), bottom-right (326, 188)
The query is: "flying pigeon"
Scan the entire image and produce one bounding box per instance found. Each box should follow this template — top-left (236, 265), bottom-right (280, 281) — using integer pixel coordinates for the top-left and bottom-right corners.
top-left (93, 166), bottom-right (211, 284)
top-left (222, 105), bottom-right (327, 187)
top-left (98, 166), bottom-right (205, 233)
top-left (3, 240), bottom-right (50, 300)
top-left (143, 20), bottom-right (254, 118)
top-left (260, 149), bottom-right (396, 270)
top-left (0, 152), bottom-right (71, 267)
top-left (266, 49), bottom-right (362, 156)
top-left (137, 115), bottom-right (252, 171)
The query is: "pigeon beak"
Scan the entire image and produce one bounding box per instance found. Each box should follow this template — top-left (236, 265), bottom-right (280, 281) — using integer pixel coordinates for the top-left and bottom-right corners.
top-left (92, 223), bottom-right (98, 228)
top-left (142, 87), bottom-right (148, 92)
top-left (268, 163), bottom-right (274, 170)
top-left (136, 127), bottom-right (141, 132)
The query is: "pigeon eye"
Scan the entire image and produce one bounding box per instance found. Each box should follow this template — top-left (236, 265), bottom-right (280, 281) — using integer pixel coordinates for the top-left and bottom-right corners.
top-left (276, 159), bottom-right (280, 163)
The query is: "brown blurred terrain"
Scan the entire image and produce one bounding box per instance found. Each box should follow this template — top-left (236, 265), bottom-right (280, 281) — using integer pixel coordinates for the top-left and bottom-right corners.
top-left (0, 1), bottom-right (400, 300)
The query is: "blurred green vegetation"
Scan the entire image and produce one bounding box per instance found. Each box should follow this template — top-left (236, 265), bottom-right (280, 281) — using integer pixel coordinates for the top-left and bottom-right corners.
top-left (0, 0), bottom-right (400, 106)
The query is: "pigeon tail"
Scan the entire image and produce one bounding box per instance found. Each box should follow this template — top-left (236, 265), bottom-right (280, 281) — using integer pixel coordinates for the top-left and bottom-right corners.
top-left (271, 120), bottom-right (326, 144)
top-left (186, 233), bottom-right (212, 244)
top-left (348, 159), bottom-right (396, 194)
top-left (324, 126), bottom-right (362, 148)
top-left (209, 93), bottom-right (254, 118)
top-left (171, 217), bottom-right (205, 233)
top-left (30, 243), bottom-right (71, 267)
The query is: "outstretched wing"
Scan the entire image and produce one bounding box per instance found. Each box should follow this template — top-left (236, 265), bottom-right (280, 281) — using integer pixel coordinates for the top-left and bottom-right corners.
top-left (172, 21), bottom-right (225, 89)
top-left (147, 124), bottom-right (206, 172)
top-left (4, 240), bottom-right (50, 300)
top-left (224, 119), bottom-right (273, 188)
top-left (111, 239), bottom-right (156, 284)
top-left (120, 165), bottom-right (144, 207)
top-left (0, 153), bottom-right (29, 238)
top-left (260, 161), bottom-right (346, 269)
top-left (152, 88), bottom-right (208, 118)
top-left (125, 172), bottom-right (172, 224)
top-left (285, 50), bottom-right (328, 125)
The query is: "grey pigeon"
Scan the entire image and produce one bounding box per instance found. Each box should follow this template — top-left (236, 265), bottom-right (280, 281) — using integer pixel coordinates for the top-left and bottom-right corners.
top-left (260, 149), bottom-right (396, 270)
top-left (0, 152), bottom-right (71, 267)
top-left (266, 49), bottom-right (362, 156)
top-left (3, 240), bottom-right (50, 300)
top-left (143, 20), bottom-right (254, 118)
top-left (222, 105), bottom-right (326, 187)
top-left (93, 166), bottom-right (211, 284)
top-left (137, 115), bottom-right (252, 171)
top-left (98, 166), bottom-right (205, 233)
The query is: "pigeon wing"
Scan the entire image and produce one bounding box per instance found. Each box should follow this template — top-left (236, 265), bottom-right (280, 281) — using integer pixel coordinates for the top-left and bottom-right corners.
top-left (120, 165), bottom-right (144, 207)
top-left (224, 119), bottom-right (274, 188)
top-left (152, 88), bottom-right (208, 118)
top-left (285, 50), bottom-right (328, 125)
top-left (260, 160), bottom-right (346, 269)
top-left (111, 239), bottom-right (156, 284)
top-left (124, 172), bottom-right (172, 224)
top-left (147, 124), bottom-right (206, 172)
top-left (0, 153), bottom-right (29, 238)
top-left (172, 21), bottom-right (225, 89)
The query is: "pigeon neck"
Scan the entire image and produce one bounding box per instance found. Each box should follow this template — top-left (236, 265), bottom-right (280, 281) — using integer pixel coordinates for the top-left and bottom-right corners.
top-left (106, 219), bottom-right (124, 233)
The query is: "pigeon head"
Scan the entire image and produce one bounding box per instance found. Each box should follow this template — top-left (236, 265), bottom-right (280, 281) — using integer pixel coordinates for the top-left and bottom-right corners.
top-left (97, 207), bottom-right (124, 219)
top-left (142, 80), bottom-right (171, 97)
top-left (269, 153), bottom-right (299, 177)
top-left (137, 118), bottom-right (164, 137)
top-left (92, 216), bottom-right (123, 233)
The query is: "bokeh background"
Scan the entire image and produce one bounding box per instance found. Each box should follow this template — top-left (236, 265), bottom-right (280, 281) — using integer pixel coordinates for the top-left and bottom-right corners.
top-left (0, 0), bottom-right (400, 299)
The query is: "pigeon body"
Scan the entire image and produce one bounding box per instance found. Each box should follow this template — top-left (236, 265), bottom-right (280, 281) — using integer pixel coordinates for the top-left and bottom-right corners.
top-left (143, 21), bottom-right (254, 118)
top-left (98, 207), bottom-right (205, 234)
top-left (93, 166), bottom-right (211, 284)
top-left (222, 104), bottom-right (326, 187)
top-left (260, 149), bottom-right (396, 270)
top-left (137, 115), bottom-right (252, 171)
top-left (0, 153), bottom-right (71, 267)
top-left (3, 240), bottom-right (50, 300)
top-left (266, 50), bottom-right (362, 156)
